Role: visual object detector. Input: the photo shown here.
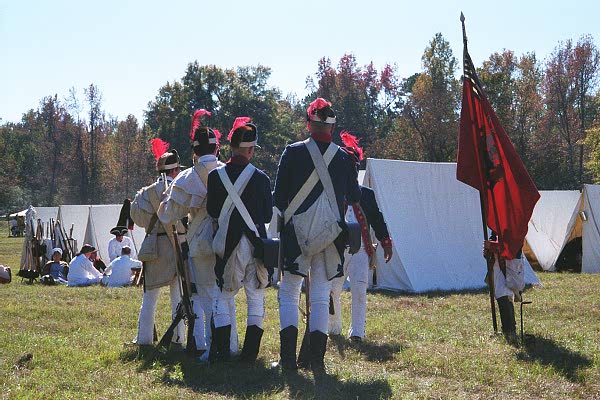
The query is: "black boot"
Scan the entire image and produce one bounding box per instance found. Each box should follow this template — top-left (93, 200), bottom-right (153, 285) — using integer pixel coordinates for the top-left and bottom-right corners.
top-left (272, 326), bottom-right (298, 370)
top-left (209, 324), bottom-right (231, 363)
top-left (497, 296), bottom-right (517, 343)
top-left (309, 330), bottom-right (328, 376)
top-left (239, 325), bottom-right (264, 363)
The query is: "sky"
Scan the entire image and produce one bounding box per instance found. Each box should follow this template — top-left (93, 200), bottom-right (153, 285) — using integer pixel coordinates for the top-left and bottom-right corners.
top-left (1, 0), bottom-right (599, 124)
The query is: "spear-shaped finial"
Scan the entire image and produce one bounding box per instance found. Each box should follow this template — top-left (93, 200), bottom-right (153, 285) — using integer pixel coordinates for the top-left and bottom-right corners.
top-left (460, 12), bottom-right (468, 47)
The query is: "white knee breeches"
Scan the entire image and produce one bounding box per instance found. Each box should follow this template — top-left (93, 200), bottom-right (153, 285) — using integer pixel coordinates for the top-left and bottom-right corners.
top-left (137, 278), bottom-right (184, 345)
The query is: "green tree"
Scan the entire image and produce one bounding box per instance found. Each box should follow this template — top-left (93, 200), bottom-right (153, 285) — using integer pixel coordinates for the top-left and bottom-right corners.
top-left (477, 51), bottom-right (544, 170)
top-left (403, 33), bottom-right (460, 162)
top-left (145, 63), bottom-right (298, 178)
top-left (85, 84), bottom-right (104, 203)
top-left (306, 54), bottom-right (403, 162)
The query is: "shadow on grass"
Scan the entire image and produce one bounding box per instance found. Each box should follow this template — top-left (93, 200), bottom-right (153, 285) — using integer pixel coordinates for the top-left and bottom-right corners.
top-left (120, 345), bottom-right (393, 399)
top-left (516, 335), bottom-right (593, 383)
top-left (370, 284), bottom-right (538, 299)
top-left (329, 335), bottom-right (402, 363)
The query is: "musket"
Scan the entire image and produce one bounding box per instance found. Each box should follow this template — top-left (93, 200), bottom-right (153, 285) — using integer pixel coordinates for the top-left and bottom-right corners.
top-left (58, 220), bottom-right (74, 262)
top-left (277, 211), bottom-right (284, 283)
top-left (50, 218), bottom-right (55, 245)
top-left (157, 225), bottom-right (197, 354)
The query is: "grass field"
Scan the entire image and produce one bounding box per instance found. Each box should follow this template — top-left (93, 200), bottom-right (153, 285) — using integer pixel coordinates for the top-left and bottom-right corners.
top-left (1, 231), bottom-right (599, 399)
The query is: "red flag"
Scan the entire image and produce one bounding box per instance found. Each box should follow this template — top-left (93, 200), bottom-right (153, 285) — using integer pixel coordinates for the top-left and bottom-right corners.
top-left (456, 41), bottom-right (540, 260)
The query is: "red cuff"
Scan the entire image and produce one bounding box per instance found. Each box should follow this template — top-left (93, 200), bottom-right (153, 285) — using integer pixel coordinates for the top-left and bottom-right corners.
top-left (381, 237), bottom-right (392, 248)
top-left (351, 204), bottom-right (374, 257)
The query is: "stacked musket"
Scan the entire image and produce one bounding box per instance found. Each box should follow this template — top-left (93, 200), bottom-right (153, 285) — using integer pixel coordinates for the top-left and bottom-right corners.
top-left (17, 207), bottom-right (42, 283)
top-left (49, 218), bottom-right (75, 262)
top-left (52, 219), bottom-right (75, 262)
top-left (17, 206), bottom-right (77, 283)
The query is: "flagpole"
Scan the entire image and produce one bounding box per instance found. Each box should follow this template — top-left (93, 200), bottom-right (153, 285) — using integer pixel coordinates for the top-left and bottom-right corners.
top-left (461, 12), bottom-right (498, 333)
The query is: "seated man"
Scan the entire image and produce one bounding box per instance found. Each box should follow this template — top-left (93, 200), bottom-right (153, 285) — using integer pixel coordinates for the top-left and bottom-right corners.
top-left (90, 251), bottom-right (107, 273)
top-left (67, 244), bottom-right (102, 287)
top-left (108, 226), bottom-right (137, 262)
top-left (103, 246), bottom-right (142, 288)
top-left (41, 248), bottom-right (69, 285)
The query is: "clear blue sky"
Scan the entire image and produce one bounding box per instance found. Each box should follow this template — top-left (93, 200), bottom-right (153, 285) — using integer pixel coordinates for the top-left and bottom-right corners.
top-left (1, 0), bottom-right (598, 124)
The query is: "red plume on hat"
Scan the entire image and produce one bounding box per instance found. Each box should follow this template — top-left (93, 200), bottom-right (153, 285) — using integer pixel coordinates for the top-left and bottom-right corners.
top-left (189, 109), bottom-right (212, 139)
top-left (340, 131), bottom-right (364, 162)
top-left (213, 129), bottom-right (222, 142)
top-left (150, 138), bottom-right (170, 161)
top-left (228, 117), bottom-right (252, 141)
top-left (307, 98), bottom-right (330, 118)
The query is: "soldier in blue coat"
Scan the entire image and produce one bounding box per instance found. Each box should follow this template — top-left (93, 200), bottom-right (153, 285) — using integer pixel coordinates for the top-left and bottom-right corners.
top-left (273, 98), bottom-right (362, 375)
top-left (206, 117), bottom-right (273, 363)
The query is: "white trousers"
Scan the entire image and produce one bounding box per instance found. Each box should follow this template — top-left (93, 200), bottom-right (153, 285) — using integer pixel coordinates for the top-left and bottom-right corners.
top-left (493, 258), bottom-right (523, 300)
top-left (188, 255), bottom-right (239, 353)
top-left (279, 251), bottom-right (332, 334)
top-left (191, 286), bottom-right (239, 353)
top-left (67, 276), bottom-right (102, 287)
top-left (213, 260), bottom-right (265, 330)
top-left (329, 249), bottom-right (369, 338)
top-left (191, 283), bottom-right (214, 350)
top-left (137, 278), bottom-right (184, 345)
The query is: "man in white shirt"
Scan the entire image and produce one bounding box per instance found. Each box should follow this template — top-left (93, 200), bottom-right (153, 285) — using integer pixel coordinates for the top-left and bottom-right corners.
top-left (103, 246), bottom-right (142, 288)
top-left (108, 226), bottom-right (137, 262)
top-left (67, 244), bottom-right (102, 287)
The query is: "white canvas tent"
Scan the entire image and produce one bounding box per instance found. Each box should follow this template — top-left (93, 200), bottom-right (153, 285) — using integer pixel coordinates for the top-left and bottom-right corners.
top-left (581, 184), bottom-right (600, 274)
top-left (33, 206), bottom-right (59, 224)
top-left (56, 205), bottom-right (91, 254)
top-left (523, 190), bottom-right (582, 271)
top-left (84, 204), bottom-right (122, 260)
top-left (364, 158), bottom-right (541, 293)
top-left (524, 186), bottom-right (600, 274)
top-left (9, 209), bottom-right (27, 218)
top-left (358, 170), bottom-right (366, 186)
top-left (82, 204), bottom-right (145, 260)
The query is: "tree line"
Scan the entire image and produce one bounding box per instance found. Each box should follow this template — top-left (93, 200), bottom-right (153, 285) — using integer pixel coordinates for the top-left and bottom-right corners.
top-left (2, 32), bottom-right (600, 213)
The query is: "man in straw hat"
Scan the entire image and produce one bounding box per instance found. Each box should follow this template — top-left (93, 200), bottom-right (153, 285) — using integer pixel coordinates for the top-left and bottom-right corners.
top-left (158, 110), bottom-right (239, 360)
top-left (272, 98), bottom-right (362, 375)
top-left (130, 139), bottom-right (186, 346)
top-left (206, 117), bottom-right (273, 363)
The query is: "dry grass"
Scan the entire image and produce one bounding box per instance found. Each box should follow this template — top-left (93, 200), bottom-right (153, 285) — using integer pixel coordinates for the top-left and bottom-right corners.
top-left (1, 232), bottom-right (599, 399)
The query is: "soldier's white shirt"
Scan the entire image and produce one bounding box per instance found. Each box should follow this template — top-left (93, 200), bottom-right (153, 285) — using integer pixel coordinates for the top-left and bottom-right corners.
top-left (67, 253), bottom-right (101, 285)
top-left (104, 255), bottom-right (142, 287)
top-left (108, 235), bottom-right (136, 262)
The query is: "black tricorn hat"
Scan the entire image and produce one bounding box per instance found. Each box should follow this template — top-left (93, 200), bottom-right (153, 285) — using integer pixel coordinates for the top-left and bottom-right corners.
top-left (110, 226), bottom-right (129, 236)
